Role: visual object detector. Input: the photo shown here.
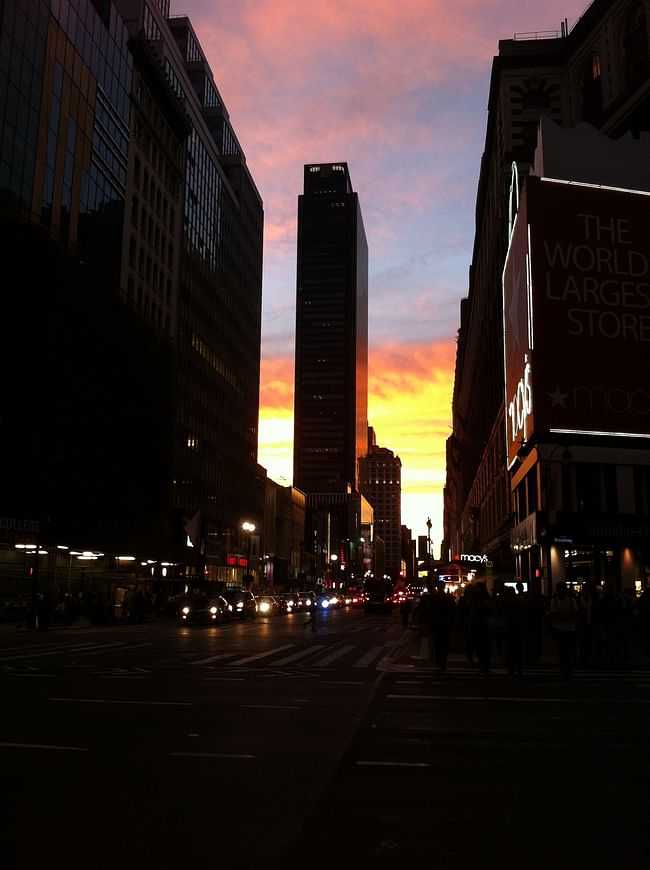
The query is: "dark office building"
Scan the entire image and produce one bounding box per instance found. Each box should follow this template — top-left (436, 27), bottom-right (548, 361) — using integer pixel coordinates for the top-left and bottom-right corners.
top-left (444, 0), bottom-right (650, 593)
top-left (293, 162), bottom-right (368, 495)
top-left (0, 0), bottom-right (263, 594)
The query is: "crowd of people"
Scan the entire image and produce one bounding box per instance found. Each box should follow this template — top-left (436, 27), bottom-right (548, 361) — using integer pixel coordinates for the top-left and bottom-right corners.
top-left (407, 579), bottom-right (650, 679)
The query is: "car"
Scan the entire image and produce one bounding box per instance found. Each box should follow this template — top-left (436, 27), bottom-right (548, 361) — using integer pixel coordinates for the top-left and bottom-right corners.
top-left (296, 591), bottom-right (317, 610)
top-left (180, 595), bottom-right (230, 625)
top-left (256, 595), bottom-right (280, 616)
top-left (276, 593), bottom-right (298, 612)
top-left (223, 588), bottom-right (257, 619)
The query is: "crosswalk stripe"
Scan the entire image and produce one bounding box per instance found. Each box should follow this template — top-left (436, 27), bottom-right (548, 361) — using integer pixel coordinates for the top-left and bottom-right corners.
top-left (273, 645), bottom-right (327, 665)
top-left (228, 644), bottom-right (295, 666)
top-left (315, 645), bottom-right (356, 667)
top-left (191, 653), bottom-right (235, 665)
top-left (353, 645), bottom-right (386, 667)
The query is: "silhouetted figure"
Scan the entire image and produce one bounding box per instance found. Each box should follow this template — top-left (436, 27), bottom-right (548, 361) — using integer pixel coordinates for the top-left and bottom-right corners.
top-left (502, 586), bottom-right (525, 677)
top-left (576, 581), bottom-right (599, 665)
top-left (637, 587), bottom-right (650, 659)
top-left (430, 581), bottom-right (456, 673)
top-left (523, 581), bottom-right (545, 665)
top-left (304, 603), bottom-right (318, 631)
top-left (596, 580), bottom-right (625, 666)
top-left (550, 581), bottom-right (578, 678)
top-left (400, 597), bottom-right (412, 631)
top-left (469, 582), bottom-right (492, 677)
top-left (457, 585), bottom-right (474, 663)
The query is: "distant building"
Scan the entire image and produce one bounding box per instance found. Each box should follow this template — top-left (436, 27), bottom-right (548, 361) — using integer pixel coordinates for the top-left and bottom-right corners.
top-left (445, 0), bottom-right (650, 593)
top-left (359, 428), bottom-right (402, 581)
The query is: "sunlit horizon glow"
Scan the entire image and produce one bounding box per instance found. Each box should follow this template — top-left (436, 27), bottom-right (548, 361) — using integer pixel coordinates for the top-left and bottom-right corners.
top-left (180, 0), bottom-right (587, 553)
top-left (258, 341), bottom-right (455, 553)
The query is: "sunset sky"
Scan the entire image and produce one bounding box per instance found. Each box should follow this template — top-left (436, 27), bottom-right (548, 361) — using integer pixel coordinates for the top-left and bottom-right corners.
top-left (181, 0), bottom-right (587, 554)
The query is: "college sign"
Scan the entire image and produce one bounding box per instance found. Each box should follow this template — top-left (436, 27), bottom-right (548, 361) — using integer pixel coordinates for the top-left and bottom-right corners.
top-left (504, 174), bottom-right (650, 468)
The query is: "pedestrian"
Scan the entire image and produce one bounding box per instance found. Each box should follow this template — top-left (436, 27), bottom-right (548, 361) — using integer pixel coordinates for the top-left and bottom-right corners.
top-left (430, 580), bottom-right (456, 673)
top-left (596, 580), bottom-right (625, 666)
top-left (576, 580), bottom-right (598, 666)
top-left (523, 580), bottom-right (545, 665)
top-left (400, 596), bottom-right (412, 631)
top-left (468, 582), bottom-right (492, 677)
top-left (637, 586), bottom-right (650, 659)
top-left (304, 601), bottom-right (318, 631)
top-left (457, 584), bottom-right (474, 664)
top-left (550, 581), bottom-right (578, 678)
top-left (502, 586), bottom-right (525, 677)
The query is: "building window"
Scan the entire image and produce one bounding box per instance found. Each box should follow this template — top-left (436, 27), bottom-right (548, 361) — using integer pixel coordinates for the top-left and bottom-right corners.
top-left (581, 52), bottom-right (603, 125)
top-left (623, 3), bottom-right (650, 91)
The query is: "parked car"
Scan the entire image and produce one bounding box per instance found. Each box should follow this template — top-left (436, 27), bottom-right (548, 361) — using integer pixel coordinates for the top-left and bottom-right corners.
top-left (180, 595), bottom-right (230, 625)
top-left (223, 588), bottom-right (257, 619)
top-left (256, 595), bottom-right (280, 616)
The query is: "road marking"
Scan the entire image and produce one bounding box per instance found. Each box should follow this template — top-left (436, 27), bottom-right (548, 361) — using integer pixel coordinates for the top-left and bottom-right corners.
top-left (241, 704), bottom-right (303, 710)
top-left (228, 644), bottom-right (295, 666)
top-left (0, 742), bottom-right (89, 752)
top-left (314, 645), bottom-right (356, 667)
top-left (79, 642), bottom-right (153, 655)
top-left (386, 694), bottom-right (650, 703)
top-left (356, 760), bottom-right (430, 768)
top-left (273, 645), bottom-right (328, 665)
top-left (0, 642), bottom-right (127, 662)
top-left (353, 645), bottom-right (386, 667)
top-left (50, 697), bottom-right (193, 706)
top-left (171, 752), bottom-right (255, 759)
top-left (190, 653), bottom-right (234, 665)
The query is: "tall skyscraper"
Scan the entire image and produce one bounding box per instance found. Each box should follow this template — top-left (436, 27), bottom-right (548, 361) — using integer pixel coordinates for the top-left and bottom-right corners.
top-left (0, 0), bottom-right (263, 592)
top-left (293, 162), bottom-right (368, 495)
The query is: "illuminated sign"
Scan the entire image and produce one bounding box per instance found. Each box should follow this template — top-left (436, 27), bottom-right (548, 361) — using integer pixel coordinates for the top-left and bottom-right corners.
top-left (226, 554), bottom-right (248, 567)
top-left (454, 553), bottom-right (489, 564)
top-left (503, 175), bottom-right (650, 466)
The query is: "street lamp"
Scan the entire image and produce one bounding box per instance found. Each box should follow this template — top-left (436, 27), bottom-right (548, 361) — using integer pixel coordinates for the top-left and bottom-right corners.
top-left (241, 521), bottom-right (256, 588)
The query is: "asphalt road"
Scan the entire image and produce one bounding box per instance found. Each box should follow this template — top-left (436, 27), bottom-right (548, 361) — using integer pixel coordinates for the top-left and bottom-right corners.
top-left (2, 609), bottom-right (649, 869)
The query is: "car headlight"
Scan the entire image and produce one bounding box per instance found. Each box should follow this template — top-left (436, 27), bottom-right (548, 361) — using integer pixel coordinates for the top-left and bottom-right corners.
top-left (304, 600), bottom-right (311, 607)
top-left (210, 606), bottom-right (218, 615)
top-left (259, 602), bottom-right (270, 613)
top-left (321, 599), bottom-right (329, 608)
top-left (182, 606), bottom-right (190, 615)
top-left (236, 602), bottom-right (243, 610)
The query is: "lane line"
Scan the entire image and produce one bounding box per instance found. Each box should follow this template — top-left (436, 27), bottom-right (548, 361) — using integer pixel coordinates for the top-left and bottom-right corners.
top-left (386, 694), bottom-right (650, 703)
top-left (50, 697), bottom-right (193, 706)
top-left (356, 761), bottom-right (430, 768)
top-left (0, 742), bottom-right (89, 752)
top-left (171, 752), bottom-right (255, 759)
top-left (0, 642), bottom-right (127, 662)
top-left (241, 704), bottom-right (303, 710)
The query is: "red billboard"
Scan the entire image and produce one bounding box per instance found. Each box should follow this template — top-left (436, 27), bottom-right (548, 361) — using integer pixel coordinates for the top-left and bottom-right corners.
top-left (504, 175), bottom-right (650, 467)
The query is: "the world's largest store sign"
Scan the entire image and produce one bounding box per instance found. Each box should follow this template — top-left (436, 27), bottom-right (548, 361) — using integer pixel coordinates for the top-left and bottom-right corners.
top-left (503, 175), bottom-right (650, 469)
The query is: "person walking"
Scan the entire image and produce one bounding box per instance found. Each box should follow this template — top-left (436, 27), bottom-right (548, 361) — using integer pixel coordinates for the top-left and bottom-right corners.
top-left (503, 586), bottom-right (525, 677)
top-left (430, 581), bottom-right (456, 673)
top-left (304, 601), bottom-right (318, 631)
top-left (468, 582), bottom-right (492, 677)
top-left (550, 581), bottom-right (578, 679)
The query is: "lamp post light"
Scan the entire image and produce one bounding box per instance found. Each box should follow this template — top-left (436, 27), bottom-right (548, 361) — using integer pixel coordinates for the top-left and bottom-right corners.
top-left (241, 521), bottom-right (256, 588)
